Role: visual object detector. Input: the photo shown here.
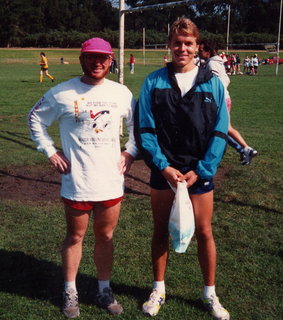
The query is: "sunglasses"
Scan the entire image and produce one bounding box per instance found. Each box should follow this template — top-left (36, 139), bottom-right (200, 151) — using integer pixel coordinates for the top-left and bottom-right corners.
top-left (83, 53), bottom-right (112, 62)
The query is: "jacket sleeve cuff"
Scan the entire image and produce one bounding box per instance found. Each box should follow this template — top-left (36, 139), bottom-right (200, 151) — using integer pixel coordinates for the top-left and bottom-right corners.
top-left (195, 163), bottom-right (215, 180)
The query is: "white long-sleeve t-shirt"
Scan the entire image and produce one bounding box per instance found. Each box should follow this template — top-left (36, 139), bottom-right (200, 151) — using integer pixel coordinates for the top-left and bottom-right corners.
top-left (28, 77), bottom-right (138, 201)
top-left (206, 55), bottom-right (231, 99)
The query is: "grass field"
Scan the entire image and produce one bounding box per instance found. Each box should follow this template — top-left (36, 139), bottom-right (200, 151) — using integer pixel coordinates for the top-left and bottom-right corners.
top-left (0, 49), bottom-right (282, 320)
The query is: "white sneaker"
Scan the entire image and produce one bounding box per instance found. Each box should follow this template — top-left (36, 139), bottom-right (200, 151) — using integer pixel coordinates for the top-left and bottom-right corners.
top-left (203, 295), bottom-right (230, 320)
top-left (62, 288), bottom-right (80, 318)
top-left (142, 289), bottom-right (165, 316)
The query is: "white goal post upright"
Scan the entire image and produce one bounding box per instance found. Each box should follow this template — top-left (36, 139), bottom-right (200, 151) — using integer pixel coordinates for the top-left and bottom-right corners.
top-left (276, 0), bottom-right (282, 76)
top-left (118, 0), bottom-right (125, 135)
top-left (226, 4), bottom-right (230, 54)
top-left (118, 0), bottom-right (125, 85)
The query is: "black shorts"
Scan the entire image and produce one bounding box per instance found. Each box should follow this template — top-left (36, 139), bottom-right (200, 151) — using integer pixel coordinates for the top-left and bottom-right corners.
top-left (150, 167), bottom-right (214, 195)
top-left (41, 67), bottom-right (48, 71)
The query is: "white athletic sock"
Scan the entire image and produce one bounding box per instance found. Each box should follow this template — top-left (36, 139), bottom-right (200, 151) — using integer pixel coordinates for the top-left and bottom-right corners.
top-left (98, 280), bottom-right (110, 293)
top-left (204, 285), bottom-right (216, 299)
top-left (153, 281), bottom-right (165, 294)
top-left (64, 280), bottom-right (77, 292)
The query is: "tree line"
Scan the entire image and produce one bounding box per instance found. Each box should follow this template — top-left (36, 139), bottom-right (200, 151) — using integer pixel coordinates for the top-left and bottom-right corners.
top-left (0, 0), bottom-right (281, 49)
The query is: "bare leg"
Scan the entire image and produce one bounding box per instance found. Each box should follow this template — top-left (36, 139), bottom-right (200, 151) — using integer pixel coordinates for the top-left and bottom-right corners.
top-left (93, 202), bottom-right (121, 280)
top-left (228, 123), bottom-right (248, 149)
top-left (39, 70), bottom-right (43, 82)
top-left (44, 70), bottom-right (54, 81)
top-left (191, 191), bottom-right (215, 286)
top-left (150, 188), bottom-right (175, 281)
top-left (61, 205), bottom-right (91, 282)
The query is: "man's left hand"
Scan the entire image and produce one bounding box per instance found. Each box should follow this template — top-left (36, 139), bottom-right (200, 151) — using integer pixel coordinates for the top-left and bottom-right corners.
top-left (181, 170), bottom-right (199, 188)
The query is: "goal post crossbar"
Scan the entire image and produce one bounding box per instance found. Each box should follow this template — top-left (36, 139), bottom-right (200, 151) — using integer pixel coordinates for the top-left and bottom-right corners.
top-left (121, 0), bottom-right (196, 14)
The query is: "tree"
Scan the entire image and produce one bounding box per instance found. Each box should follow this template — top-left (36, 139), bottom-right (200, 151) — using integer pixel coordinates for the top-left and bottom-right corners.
top-left (0, 0), bottom-right (281, 47)
top-left (0, 0), bottom-right (119, 47)
top-left (123, 0), bottom-right (281, 35)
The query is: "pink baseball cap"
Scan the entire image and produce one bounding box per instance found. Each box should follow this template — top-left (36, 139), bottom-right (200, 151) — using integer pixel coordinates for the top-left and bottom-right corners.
top-left (81, 37), bottom-right (113, 55)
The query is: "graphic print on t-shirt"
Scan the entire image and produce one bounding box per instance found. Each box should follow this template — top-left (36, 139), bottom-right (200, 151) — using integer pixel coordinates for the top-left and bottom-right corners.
top-left (90, 110), bottom-right (111, 133)
top-left (74, 98), bottom-right (116, 148)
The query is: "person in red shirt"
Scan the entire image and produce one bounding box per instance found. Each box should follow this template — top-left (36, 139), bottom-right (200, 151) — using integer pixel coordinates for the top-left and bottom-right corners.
top-left (129, 54), bottom-right (135, 74)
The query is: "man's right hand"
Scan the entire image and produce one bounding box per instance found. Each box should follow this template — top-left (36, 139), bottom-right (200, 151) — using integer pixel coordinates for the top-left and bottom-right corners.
top-left (49, 151), bottom-right (71, 174)
top-left (161, 166), bottom-right (183, 189)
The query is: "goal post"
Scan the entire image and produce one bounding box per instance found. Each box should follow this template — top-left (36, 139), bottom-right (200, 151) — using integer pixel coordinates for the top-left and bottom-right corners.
top-left (117, 0), bottom-right (230, 135)
top-left (118, 0), bottom-right (197, 85)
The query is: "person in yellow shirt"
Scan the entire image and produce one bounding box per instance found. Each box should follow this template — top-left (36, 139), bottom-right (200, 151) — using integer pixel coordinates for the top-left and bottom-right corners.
top-left (39, 52), bottom-right (55, 83)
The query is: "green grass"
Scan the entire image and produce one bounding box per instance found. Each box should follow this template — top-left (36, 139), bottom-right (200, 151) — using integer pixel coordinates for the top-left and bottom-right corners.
top-left (0, 49), bottom-right (283, 320)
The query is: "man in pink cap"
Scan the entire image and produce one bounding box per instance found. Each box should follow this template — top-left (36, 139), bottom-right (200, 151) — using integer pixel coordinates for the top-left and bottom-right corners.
top-left (28, 37), bottom-right (138, 318)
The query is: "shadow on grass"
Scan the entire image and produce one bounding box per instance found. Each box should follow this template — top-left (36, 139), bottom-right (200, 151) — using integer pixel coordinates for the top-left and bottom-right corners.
top-left (0, 132), bottom-right (36, 151)
top-left (215, 196), bottom-right (283, 215)
top-left (0, 249), bottom-right (68, 307)
top-left (0, 169), bottom-right (61, 186)
top-left (0, 131), bottom-right (63, 153)
top-left (0, 249), bottom-right (205, 313)
top-left (2, 130), bottom-right (34, 142)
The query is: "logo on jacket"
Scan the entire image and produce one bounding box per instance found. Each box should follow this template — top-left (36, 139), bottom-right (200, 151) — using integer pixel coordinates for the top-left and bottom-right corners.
top-left (90, 110), bottom-right (111, 133)
top-left (204, 97), bottom-right (212, 103)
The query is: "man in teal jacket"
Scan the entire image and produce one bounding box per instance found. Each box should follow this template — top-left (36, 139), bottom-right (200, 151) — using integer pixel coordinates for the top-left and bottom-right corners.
top-left (135, 17), bottom-right (230, 320)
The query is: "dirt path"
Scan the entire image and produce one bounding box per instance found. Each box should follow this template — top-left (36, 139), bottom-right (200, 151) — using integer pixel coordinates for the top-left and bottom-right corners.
top-left (0, 160), bottom-right (226, 202)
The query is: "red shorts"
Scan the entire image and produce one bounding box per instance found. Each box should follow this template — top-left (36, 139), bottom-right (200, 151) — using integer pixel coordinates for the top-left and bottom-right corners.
top-left (62, 196), bottom-right (123, 211)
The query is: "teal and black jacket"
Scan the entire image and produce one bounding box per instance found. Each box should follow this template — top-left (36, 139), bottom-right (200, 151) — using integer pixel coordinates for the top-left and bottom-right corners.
top-left (134, 63), bottom-right (229, 180)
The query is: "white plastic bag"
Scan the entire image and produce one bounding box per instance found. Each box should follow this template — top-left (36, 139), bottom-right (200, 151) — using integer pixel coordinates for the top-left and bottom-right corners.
top-left (168, 181), bottom-right (195, 253)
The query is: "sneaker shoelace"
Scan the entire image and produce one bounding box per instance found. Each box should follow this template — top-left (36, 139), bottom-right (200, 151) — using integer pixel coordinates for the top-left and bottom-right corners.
top-left (64, 290), bottom-right (78, 308)
top-left (148, 290), bottom-right (164, 306)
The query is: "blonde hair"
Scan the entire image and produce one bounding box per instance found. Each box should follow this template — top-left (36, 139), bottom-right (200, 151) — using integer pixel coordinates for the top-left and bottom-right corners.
top-left (168, 17), bottom-right (200, 44)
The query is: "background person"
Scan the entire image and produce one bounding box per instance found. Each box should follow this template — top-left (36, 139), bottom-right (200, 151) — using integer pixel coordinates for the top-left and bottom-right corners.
top-left (39, 52), bottom-right (55, 82)
top-left (251, 54), bottom-right (259, 75)
top-left (249, 56), bottom-right (255, 75)
top-left (29, 37), bottom-right (137, 318)
top-left (163, 54), bottom-right (169, 65)
top-left (135, 17), bottom-right (230, 320)
top-left (226, 54), bottom-right (233, 74)
top-left (220, 51), bottom-right (227, 63)
top-left (235, 53), bottom-right (242, 75)
top-left (198, 39), bottom-right (258, 165)
top-left (230, 53), bottom-right (236, 75)
top-left (243, 55), bottom-right (250, 74)
top-left (110, 55), bottom-right (117, 73)
top-left (129, 54), bottom-right (135, 74)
